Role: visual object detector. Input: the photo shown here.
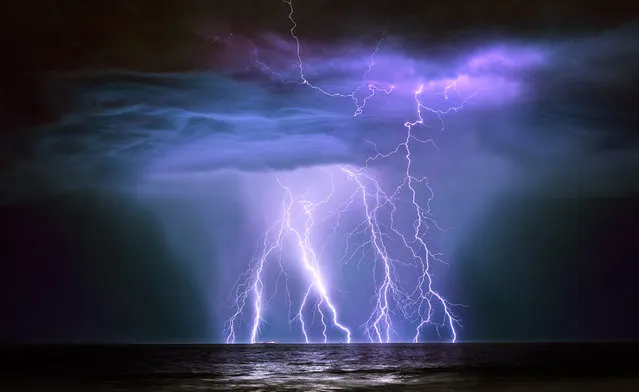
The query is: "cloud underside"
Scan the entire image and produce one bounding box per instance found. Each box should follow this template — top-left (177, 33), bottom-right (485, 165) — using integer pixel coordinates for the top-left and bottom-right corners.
top-left (1, 25), bottom-right (638, 200)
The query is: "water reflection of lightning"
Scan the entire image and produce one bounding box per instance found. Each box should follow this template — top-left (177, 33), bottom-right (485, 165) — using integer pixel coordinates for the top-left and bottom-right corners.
top-left (225, 0), bottom-right (472, 343)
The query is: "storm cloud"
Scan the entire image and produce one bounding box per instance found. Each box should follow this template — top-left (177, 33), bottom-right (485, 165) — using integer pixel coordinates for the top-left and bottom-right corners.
top-left (2, 23), bottom-right (638, 202)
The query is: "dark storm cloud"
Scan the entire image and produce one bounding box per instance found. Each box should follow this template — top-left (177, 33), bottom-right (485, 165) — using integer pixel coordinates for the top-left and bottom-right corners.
top-left (0, 68), bottom-right (357, 201)
top-left (462, 25), bottom-right (639, 165)
top-left (0, 0), bottom-right (637, 202)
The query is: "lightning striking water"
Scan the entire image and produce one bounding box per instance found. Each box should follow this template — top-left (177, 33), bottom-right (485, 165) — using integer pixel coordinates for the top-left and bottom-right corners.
top-left (225, 0), bottom-right (474, 344)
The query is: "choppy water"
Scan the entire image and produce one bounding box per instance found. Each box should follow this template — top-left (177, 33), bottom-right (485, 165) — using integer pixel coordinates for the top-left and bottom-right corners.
top-left (1, 343), bottom-right (638, 391)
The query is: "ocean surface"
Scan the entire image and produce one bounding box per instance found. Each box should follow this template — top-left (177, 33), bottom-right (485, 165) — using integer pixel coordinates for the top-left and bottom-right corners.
top-left (1, 343), bottom-right (638, 391)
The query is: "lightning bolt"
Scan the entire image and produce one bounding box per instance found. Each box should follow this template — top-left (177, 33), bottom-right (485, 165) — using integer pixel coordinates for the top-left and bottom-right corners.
top-left (282, 0), bottom-right (394, 115)
top-left (226, 0), bottom-right (473, 343)
top-left (226, 173), bottom-right (351, 344)
top-left (280, 178), bottom-right (352, 344)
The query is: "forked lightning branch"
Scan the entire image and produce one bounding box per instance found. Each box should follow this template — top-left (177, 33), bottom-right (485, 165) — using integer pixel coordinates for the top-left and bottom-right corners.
top-left (226, 0), bottom-right (473, 344)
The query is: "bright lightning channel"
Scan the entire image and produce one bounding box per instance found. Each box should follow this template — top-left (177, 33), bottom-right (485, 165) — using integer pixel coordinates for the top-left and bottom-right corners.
top-left (225, 0), bottom-right (473, 344)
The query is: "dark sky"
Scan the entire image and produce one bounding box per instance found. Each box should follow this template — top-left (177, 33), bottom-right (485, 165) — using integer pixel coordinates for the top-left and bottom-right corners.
top-left (0, 0), bottom-right (638, 343)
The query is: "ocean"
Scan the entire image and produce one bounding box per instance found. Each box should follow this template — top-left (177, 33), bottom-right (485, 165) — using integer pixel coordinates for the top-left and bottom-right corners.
top-left (1, 343), bottom-right (638, 391)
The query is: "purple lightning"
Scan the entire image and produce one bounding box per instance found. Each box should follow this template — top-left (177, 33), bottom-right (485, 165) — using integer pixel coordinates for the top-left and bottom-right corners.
top-left (226, 173), bottom-right (351, 344)
top-left (225, 0), bottom-right (475, 343)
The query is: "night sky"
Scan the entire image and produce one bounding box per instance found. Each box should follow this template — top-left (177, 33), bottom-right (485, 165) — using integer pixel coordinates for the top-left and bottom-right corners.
top-left (1, 0), bottom-right (638, 343)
